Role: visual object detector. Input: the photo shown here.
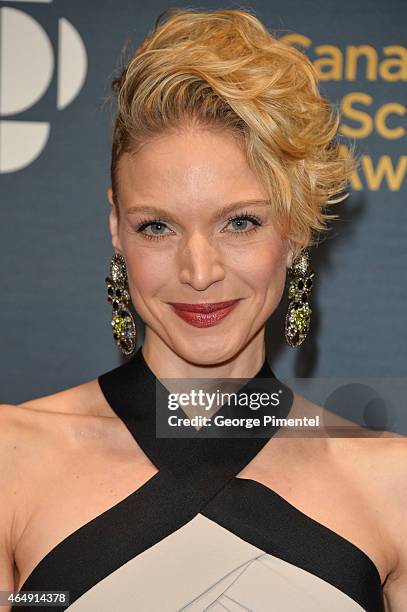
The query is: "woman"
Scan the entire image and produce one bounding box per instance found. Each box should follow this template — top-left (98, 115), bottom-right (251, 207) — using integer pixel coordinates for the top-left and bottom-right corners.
top-left (1, 7), bottom-right (406, 612)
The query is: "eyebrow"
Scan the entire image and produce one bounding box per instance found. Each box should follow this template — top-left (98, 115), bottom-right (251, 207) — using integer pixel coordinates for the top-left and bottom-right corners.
top-left (124, 199), bottom-right (270, 222)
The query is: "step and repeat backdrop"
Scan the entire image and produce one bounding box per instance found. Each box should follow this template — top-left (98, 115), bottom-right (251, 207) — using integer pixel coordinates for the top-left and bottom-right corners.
top-left (1, 0), bottom-right (406, 431)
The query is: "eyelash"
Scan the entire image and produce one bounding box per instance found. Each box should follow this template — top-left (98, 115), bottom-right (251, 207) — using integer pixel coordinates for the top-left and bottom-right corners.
top-left (135, 211), bottom-right (263, 241)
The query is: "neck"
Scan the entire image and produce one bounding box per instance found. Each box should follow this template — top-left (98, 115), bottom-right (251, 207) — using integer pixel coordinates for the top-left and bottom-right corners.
top-left (141, 327), bottom-right (267, 380)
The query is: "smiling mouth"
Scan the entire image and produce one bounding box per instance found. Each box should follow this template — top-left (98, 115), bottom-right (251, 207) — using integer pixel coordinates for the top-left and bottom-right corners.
top-left (167, 299), bottom-right (241, 313)
top-left (167, 299), bottom-right (241, 327)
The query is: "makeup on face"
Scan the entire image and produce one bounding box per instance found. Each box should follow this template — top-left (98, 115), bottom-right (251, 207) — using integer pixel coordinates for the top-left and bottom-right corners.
top-left (167, 299), bottom-right (242, 328)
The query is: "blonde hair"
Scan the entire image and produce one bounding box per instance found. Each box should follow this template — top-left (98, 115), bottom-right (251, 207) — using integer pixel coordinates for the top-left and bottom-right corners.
top-left (109, 7), bottom-right (359, 260)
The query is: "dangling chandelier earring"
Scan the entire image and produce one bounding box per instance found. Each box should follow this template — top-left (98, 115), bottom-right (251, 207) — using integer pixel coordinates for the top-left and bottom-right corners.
top-left (105, 252), bottom-right (137, 356)
top-left (285, 249), bottom-right (314, 347)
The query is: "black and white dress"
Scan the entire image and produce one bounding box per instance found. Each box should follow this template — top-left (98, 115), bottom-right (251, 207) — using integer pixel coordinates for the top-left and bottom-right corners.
top-left (16, 347), bottom-right (385, 611)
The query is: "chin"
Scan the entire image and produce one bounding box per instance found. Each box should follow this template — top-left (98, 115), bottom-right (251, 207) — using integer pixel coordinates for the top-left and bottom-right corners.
top-left (173, 337), bottom-right (243, 367)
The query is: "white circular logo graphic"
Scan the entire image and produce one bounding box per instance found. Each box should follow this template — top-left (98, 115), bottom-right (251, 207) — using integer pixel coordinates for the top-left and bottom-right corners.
top-left (0, 6), bottom-right (88, 173)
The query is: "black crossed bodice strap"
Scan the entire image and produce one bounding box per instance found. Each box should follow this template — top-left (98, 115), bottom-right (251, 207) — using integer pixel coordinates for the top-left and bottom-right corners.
top-left (17, 348), bottom-right (293, 611)
top-left (15, 350), bottom-right (385, 612)
top-left (97, 346), bottom-right (294, 493)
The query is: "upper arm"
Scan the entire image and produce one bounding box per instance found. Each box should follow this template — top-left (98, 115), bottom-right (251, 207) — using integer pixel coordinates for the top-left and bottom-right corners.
top-left (0, 405), bottom-right (18, 609)
top-left (381, 438), bottom-right (407, 611)
top-left (384, 553), bottom-right (407, 611)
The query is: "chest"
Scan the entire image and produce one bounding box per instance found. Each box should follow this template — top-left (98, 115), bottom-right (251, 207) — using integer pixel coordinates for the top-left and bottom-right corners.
top-left (13, 434), bottom-right (388, 592)
top-left (237, 442), bottom-right (389, 586)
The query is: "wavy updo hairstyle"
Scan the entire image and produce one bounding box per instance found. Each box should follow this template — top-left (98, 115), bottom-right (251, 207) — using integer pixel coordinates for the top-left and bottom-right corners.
top-left (110, 8), bottom-right (358, 260)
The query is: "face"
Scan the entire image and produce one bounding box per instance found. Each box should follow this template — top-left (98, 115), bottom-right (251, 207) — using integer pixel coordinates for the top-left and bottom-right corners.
top-left (108, 126), bottom-right (293, 365)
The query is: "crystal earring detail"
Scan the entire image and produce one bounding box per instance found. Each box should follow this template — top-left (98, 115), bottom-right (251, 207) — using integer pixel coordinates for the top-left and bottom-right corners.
top-left (285, 249), bottom-right (314, 347)
top-left (105, 253), bottom-right (137, 356)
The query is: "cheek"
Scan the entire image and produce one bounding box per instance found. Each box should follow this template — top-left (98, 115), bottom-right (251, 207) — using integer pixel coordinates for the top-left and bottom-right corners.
top-left (235, 241), bottom-right (287, 292)
top-left (124, 254), bottom-right (169, 302)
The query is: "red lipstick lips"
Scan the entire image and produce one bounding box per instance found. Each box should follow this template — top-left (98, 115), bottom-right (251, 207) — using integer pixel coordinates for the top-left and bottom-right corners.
top-left (168, 299), bottom-right (241, 327)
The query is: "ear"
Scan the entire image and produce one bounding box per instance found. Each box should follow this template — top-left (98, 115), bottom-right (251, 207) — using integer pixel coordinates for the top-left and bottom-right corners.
top-left (107, 187), bottom-right (123, 253)
top-left (286, 247), bottom-right (294, 269)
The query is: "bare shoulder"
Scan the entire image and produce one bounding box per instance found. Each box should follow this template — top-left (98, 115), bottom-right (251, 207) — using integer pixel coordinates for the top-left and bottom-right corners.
top-left (329, 432), bottom-right (407, 482)
top-left (331, 434), bottom-right (407, 609)
top-left (290, 391), bottom-right (404, 438)
top-left (0, 381), bottom-right (108, 456)
top-left (376, 436), bottom-right (407, 609)
top-left (0, 380), bottom-right (121, 487)
top-left (0, 379), bottom-right (119, 539)
top-left (288, 393), bottom-right (407, 598)
top-left (0, 381), bottom-right (121, 596)
top-left (0, 403), bottom-right (24, 463)
top-left (16, 377), bottom-right (111, 418)
top-left (290, 391), bottom-right (407, 479)
top-left (335, 434), bottom-right (407, 521)
top-left (0, 379), bottom-right (117, 479)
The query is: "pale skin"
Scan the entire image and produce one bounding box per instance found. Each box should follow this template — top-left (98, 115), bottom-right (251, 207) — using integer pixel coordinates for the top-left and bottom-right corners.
top-left (0, 125), bottom-right (406, 610)
top-left (108, 125), bottom-right (293, 380)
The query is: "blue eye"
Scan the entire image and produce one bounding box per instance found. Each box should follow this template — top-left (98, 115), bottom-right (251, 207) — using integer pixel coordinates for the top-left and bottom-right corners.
top-left (225, 213), bottom-right (262, 236)
top-left (135, 211), bottom-right (263, 241)
top-left (144, 222), bottom-right (168, 235)
top-left (136, 220), bottom-right (172, 240)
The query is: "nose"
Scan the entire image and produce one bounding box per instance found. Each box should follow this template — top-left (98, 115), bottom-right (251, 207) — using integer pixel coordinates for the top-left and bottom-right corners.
top-left (178, 232), bottom-right (226, 291)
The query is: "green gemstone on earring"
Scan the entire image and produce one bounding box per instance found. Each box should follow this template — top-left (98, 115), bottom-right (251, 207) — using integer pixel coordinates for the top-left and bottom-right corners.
top-left (113, 316), bottom-right (126, 335)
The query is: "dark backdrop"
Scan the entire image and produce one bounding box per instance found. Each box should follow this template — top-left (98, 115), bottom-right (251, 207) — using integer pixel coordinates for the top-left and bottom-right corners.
top-left (1, 0), bottom-right (406, 432)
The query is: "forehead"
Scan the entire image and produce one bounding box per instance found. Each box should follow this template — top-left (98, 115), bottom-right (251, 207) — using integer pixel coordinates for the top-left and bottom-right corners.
top-left (116, 128), bottom-right (268, 210)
